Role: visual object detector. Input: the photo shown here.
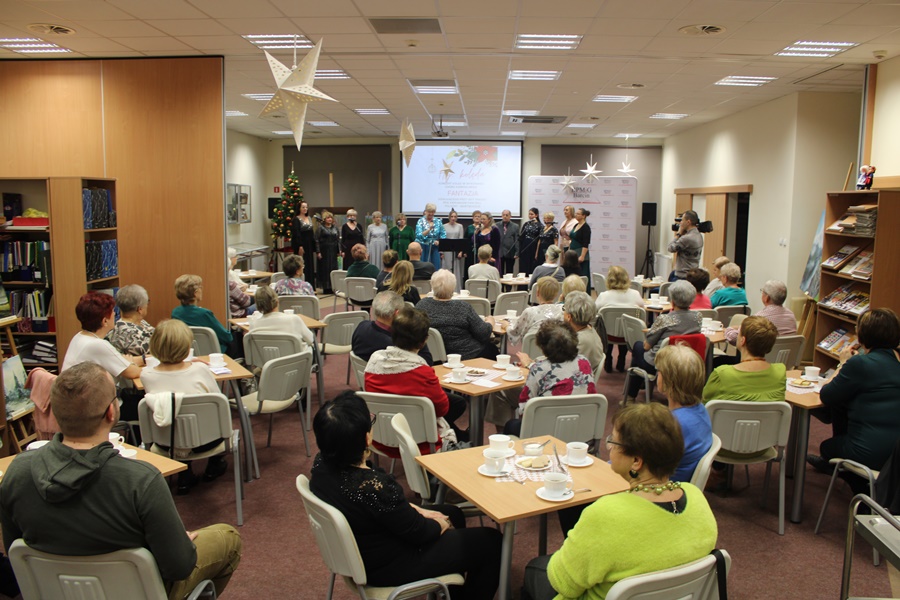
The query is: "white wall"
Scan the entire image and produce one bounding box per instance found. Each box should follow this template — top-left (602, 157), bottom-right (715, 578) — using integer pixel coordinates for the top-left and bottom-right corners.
top-left (871, 54), bottom-right (900, 178)
top-left (225, 130), bottom-right (271, 268)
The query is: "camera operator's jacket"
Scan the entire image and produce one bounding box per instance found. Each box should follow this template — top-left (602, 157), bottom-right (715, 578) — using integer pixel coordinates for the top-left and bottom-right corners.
top-left (667, 228), bottom-right (703, 278)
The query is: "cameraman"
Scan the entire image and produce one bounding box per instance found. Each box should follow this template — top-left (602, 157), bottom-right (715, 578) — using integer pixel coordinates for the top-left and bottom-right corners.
top-left (666, 210), bottom-right (703, 281)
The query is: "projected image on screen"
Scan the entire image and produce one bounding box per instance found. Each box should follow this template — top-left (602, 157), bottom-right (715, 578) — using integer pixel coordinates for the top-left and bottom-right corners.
top-left (401, 141), bottom-right (522, 216)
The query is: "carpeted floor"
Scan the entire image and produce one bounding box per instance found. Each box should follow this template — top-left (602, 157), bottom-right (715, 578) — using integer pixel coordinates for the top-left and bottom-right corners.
top-left (171, 298), bottom-right (894, 600)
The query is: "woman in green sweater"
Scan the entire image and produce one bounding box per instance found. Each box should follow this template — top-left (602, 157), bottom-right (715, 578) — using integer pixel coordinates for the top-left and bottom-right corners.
top-left (525, 403), bottom-right (718, 600)
top-left (171, 273), bottom-right (233, 354)
top-left (702, 316), bottom-right (785, 402)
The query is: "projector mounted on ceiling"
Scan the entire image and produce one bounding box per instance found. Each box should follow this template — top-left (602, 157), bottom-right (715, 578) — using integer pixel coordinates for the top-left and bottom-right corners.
top-left (431, 115), bottom-right (449, 138)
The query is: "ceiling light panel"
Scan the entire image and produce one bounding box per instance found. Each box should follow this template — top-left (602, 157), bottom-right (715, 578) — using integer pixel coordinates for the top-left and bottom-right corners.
top-left (354, 108), bottom-right (391, 115)
top-left (242, 34), bottom-right (312, 50)
top-left (242, 93), bottom-right (274, 101)
top-left (515, 34), bottom-right (582, 50)
top-left (225, 110), bottom-right (248, 117)
top-left (308, 121), bottom-right (339, 126)
top-left (650, 113), bottom-right (689, 120)
top-left (614, 133), bottom-right (643, 138)
top-left (409, 79), bottom-right (458, 94)
top-left (566, 123), bottom-right (596, 129)
top-left (715, 75), bottom-right (776, 87)
top-left (502, 110), bottom-right (539, 116)
top-left (0, 37), bottom-right (71, 53)
top-left (509, 70), bottom-right (561, 81)
top-left (775, 40), bottom-right (857, 58)
top-left (316, 69), bottom-right (350, 80)
top-left (593, 95), bottom-right (637, 103)
top-left (501, 131), bottom-right (526, 136)
top-left (272, 130), bottom-right (294, 135)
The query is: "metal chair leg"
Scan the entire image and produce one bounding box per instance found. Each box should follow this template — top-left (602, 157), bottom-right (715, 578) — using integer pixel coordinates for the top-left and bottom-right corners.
top-left (297, 395), bottom-right (311, 457)
top-left (815, 465), bottom-right (843, 534)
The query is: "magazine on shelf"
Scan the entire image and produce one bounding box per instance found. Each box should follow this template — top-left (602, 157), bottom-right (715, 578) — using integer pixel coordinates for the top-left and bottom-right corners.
top-left (847, 204), bottom-right (878, 213)
top-left (830, 333), bottom-right (860, 355)
top-left (820, 283), bottom-right (871, 315)
top-left (817, 328), bottom-right (847, 350)
top-left (850, 253), bottom-right (874, 280)
top-left (822, 244), bottom-right (863, 270)
top-left (838, 249), bottom-right (873, 276)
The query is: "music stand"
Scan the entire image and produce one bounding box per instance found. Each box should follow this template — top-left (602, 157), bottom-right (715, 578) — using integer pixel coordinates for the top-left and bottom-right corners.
top-left (438, 238), bottom-right (470, 281)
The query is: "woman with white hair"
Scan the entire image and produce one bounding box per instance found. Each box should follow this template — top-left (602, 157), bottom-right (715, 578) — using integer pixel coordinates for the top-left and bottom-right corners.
top-left (416, 269), bottom-right (496, 360)
top-left (508, 276), bottom-right (563, 346)
top-left (624, 280), bottom-right (702, 403)
top-left (563, 291), bottom-right (605, 372)
top-left (529, 245), bottom-right (564, 288)
top-left (108, 284), bottom-right (154, 357)
top-left (710, 262), bottom-right (748, 308)
top-left (341, 209), bottom-right (365, 266)
top-left (468, 244), bottom-right (501, 282)
top-left (227, 247), bottom-right (248, 291)
top-left (415, 203), bottom-right (446, 269)
top-left (366, 211), bottom-right (389, 267)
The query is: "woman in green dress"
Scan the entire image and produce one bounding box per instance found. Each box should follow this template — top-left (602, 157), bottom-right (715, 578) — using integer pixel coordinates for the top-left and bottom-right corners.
top-left (569, 207), bottom-right (592, 293)
top-left (389, 213), bottom-right (416, 261)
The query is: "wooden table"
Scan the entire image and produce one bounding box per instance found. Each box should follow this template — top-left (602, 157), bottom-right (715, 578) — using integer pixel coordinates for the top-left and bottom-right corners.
top-left (500, 277), bottom-right (530, 288)
top-left (417, 436), bottom-right (628, 600)
top-left (0, 443), bottom-right (186, 479)
top-left (236, 270), bottom-right (275, 283)
top-left (704, 330), bottom-right (726, 345)
top-left (435, 358), bottom-right (527, 446)
top-left (643, 301), bottom-right (672, 315)
top-left (784, 369), bottom-right (824, 523)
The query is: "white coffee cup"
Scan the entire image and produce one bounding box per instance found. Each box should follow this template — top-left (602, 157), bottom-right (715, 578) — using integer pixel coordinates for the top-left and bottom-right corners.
top-left (503, 273), bottom-right (512, 279)
top-left (489, 434), bottom-right (515, 453)
top-left (460, 289), bottom-right (471, 297)
top-left (145, 356), bottom-right (160, 369)
top-left (710, 320), bottom-right (723, 331)
top-left (109, 433), bottom-right (125, 447)
top-left (650, 293), bottom-right (660, 302)
top-left (518, 272), bottom-right (526, 279)
top-left (248, 269), bottom-right (257, 275)
top-left (26, 440), bottom-right (49, 451)
top-left (524, 443), bottom-right (543, 457)
top-left (209, 353), bottom-right (226, 367)
top-left (446, 354), bottom-right (462, 368)
top-left (566, 441), bottom-right (589, 465)
top-left (506, 310), bottom-right (517, 319)
top-left (635, 275), bottom-right (645, 282)
top-left (483, 448), bottom-right (507, 474)
top-left (658, 296), bottom-right (668, 304)
top-left (506, 365), bottom-right (522, 379)
top-left (451, 367), bottom-right (467, 383)
top-left (284, 309), bottom-right (295, 315)
top-left (702, 317), bottom-right (712, 327)
top-left (496, 354), bottom-right (511, 367)
top-left (805, 366), bottom-right (821, 380)
top-left (543, 472), bottom-right (573, 498)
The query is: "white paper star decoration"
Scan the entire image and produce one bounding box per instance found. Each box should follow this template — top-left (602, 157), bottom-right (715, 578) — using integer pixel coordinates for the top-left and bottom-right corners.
top-left (399, 119), bottom-right (416, 167)
top-left (259, 39), bottom-right (338, 151)
top-left (440, 159), bottom-right (455, 181)
top-left (617, 162), bottom-right (636, 175)
top-left (580, 154), bottom-right (602, 183)
top-left (560, 173), bottom-right (577, 194)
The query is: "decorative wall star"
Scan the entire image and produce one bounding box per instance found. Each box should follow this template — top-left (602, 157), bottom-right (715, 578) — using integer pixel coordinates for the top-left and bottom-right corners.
top-left (580, 154), bottom-right (602, 182)
top-left (399, 119), bottom-right (416, 167)
top-left (617, 162), bottom-right (636, 175)
top-left (440, 159), bottom-right (455, 181)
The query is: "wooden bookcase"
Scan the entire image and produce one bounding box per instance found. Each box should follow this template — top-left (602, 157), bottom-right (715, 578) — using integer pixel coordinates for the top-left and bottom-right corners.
top-left (813, 189), bottom-right (900, 369)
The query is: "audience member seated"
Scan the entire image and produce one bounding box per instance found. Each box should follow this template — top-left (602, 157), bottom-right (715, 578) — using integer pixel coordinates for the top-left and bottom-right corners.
top-left (387, 260), bottom-right (422, 305)
top-left (504, 321), bottom-right (596, 436)
top-left (702, 317), bottom-right (785, 402)
top-left (529, 245), bottom-right (565, 288)
top-left (704, 256), bottom-right (731, 297)
top-left (227, 246), bottom-right (248, 292)
top-left (523, 403), bottom-right (717, 599)
top-left (808, 308), bottom-right (900, 482)
top-left (310, 391), bottom-right (501, 599)
top-left (108, 284), bottom-right (154, 358)
top-left (351, 291), bottom-right (432, 364)
top-left (273, 254), bottom-right (315, 296)
top-left (563, 292), bottom-right (605, 373)
top-left (685, 268), bottom-right (712, 310)
top-left (346, 243), bottom-right (380, 279)
top-left (597, 265), bottom-right (646, 373)
top-left (406, 242), bottom-right (436, 280)
top-left (417, 269), bottom-right (496, 360)
top-left (364, 307), bottom-right (467, 444)
top-left (140, 319), bottom-right (228, 494)
top-left (724, 279), bottom-right (796, 346)
top-left (710, 262), bottom-right (747, 308)
top-left (249, 286), bottom-right (314, 348)
top-left (655, 344), bottom-right (712, 483)
top-left (560, 274), bottom-right (586, 300)
top-left (375, 249), bottom-right (398, 290)
top-left (561, 250), bottom-right (581, 278)
top-left (62, 291), bottom-right (143, 381)
top-left (172, 274), bottom-right (233, 354)
top-left (508, 276), bottom-right (563, 346)
top-left (468, 244), bottom-right (501, 282)
top-left (228, 277), bottom-right (255, 319)
top-left (0, 362), bottom-right (242, 599)
top-left (625, 280), bottom-right (701, 403)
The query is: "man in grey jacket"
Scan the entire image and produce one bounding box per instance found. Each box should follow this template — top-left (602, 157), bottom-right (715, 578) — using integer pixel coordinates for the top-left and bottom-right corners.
top-left (666, 209), bottom-right (704, 281)
top-left (0, 362), bottom-right (242, 599)
top-left (499, 209), bottom-right (519, 276)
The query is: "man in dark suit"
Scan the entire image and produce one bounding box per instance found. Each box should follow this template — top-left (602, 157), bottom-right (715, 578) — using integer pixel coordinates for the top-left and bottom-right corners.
top-left (351, 291), bottom-right (433, 365)
top-left (499, 209), bottom-right (519, 276)
top-left (407, 242), bottom-right (436, 280)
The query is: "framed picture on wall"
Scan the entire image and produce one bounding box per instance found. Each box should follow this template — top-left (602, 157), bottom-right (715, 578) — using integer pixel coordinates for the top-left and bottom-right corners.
top-left (226, 183), bottom-right (251, 224)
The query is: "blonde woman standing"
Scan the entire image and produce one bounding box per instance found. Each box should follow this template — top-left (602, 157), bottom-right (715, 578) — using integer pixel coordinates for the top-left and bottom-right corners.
top-left (558, 205), bottom-right (577, 252)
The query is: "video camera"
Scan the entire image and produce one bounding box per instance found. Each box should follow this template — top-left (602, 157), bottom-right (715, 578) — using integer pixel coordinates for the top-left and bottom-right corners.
top-left (672, 214), bottom-right (714, 234)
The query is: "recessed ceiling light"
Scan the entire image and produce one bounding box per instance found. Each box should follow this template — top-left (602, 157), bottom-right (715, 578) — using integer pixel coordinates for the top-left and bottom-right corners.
top-left (614, 133), bottom-right (643, 138)
top-left (0, 37), bottom-right (71, 53)
top-left (272, 130), bottom-right (294, 135)
top-left (308, 121), bottom-right (339, 127)
top-left (509, 70), bottom-right (561, 81)
top-left (715, 75), bottom-right (776, 87)
top-left (775, 40), bottom-right (856, 58)
top-left (593, 95), bottom-right (637, 103)
top-left (354, 108), bottom-right (391, 115)
top-left (515, 34), bottom-right (582, 50)
top-left (409, 79), bottom-right (458, 94)
top-left (225, 111), bottom-right (248, 117)
top-left (502, 110), bottom-right (539, 116)
top-left (617, 83), bottom-right (645, 90)
top-left (501, 131), bottom-right (526, 136)
top-left (650, 113), bottom-right (688, 120)
top-left (315, 69), bottom-right (350, 80)
top-left (566, 123), bottom-right (596, 129)
top-left (242, 93), bottom-right (274, 101)
top-left (243, 34), bottom-right (313, 50)
top-left (440, 121), bottom-right (467, 127)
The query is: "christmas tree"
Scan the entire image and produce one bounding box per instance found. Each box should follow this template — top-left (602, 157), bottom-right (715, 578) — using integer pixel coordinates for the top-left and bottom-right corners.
top-left (271, 170), bottom-right (303, 241)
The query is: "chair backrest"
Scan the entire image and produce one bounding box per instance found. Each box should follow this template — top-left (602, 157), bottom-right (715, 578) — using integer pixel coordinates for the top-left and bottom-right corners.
top-left (465, 279), bottom-right (501, 303)
top-left (529, 284), bottom-right (540, 305)
top-left (389, 413), bottom-right (431, 500)
top-left (695, 309), bottom-right (717, 320)
top-left (714, 304), bottom-right (750, 324)
top-left (330, 270), bottom-right (348, 295)
top-left (426, 328), bottom-right (448, 363)
top-left (279, 294), bottom-right (320, 320)
top-left (357, 391), bottom-right (439, 449)
top-left (520, 394), bottom-right (608, 449)
top-left (630, 280), bottom-right (643, 294)
top-left (605, 550), bottom-right (731, 600)
top-left (270, 272), bottom-right (287, 285)
top-left (705, 400), bottom-right (792, 454)
top-left (580, 275), bottom-right (589, 290)
top-left (619, 314), bottom-right (649, 350)
top-left (522, 331), bottom-right (540, 360)
top-left (690, 433), bottom-right (723, 490)
top-left (413, 280), bottom-right (432, 295)
top-left (295, 475), bottom-right (369, 586)
top-left (349, 351), bottom-right (367, 390)
top-left (188, 326), bottom-right (219, 356)
top-left (658, 281), bottom-right (672, 298)
top-left (9, 539), bottom-right (170, 600)
top-left (138, 393), bottom-right (232, 451)
top-left (243, 331), bottom-right (305, 369)
top-left (457, 296), bottom-right (491, 317)
top-left (257, 350), bottom-right (313, 402)
top-left (345, 277), bottom-right (377, 304)
top-left (592, 272), bottom-right (607, 293)
top-left (494, 291), bottom-right (528, 317)
top-left (600, 306), bottom-right (647, 338)
top-left (765, 334), bottom-right (805, 369)
top-left (322, 311), bottom-right (369, 347)
top-left (726, 313), bottom-right (747, 330)
top-left (668, 334), bottom-right (713, 381)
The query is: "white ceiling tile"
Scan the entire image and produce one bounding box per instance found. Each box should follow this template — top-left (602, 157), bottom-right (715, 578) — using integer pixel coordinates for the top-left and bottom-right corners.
top-left (445, 34), bottom-right (513, 50)
top-left (22, 0), bottom-right (134, 20)
top-left (587, 18), bottom-right (671, 37)
top-left (55, 37), bottom-right (133, 51)
top-left (438, 0), bottom-right (518, 18)
top-left (147, 19), bottom-right (233, 36)
top-left (79, 50), bottom-right (143, 57)
top-left (442, 17), bottom-right (516, 35)
top-left (178, 35), bottom-right (253, 50)
top-left (78, 20), bottom-right (166, 37)
top-left (831, 3), bottom-right (900, 24)
top-left (184, 0), bottom-right (283, 19)
top-left (676, 0), bottom-right (777, 21)
top-left (520, 0), bottom-right (602, 18)
top-left (597, 0), bottom-right (692, 19)
top-left (378, 34), bottom-right (447, 50)
top-left (290, 17), bottom-right (373, 35)
top-left (316, 33), bottom-right (383, 49)
top-left (709, 38), bottom-right (788, 55)
top-left (575, 35), bottom-right (652, 53)
top-left (756, 2), bottom-right (858, 24)
top-left (804, 24), bottom-right (897, 44)
top-left (216, 18), bottom-right (306, 35)
top-left (516, 18), bottom-right (593, 35)
top-left (354, 0), bottom-right (438, 17)
top-left (111, 36), bottom-right (194, 51)
top-left (270, 0), bottom-right (360, 17)
top-left (727, 20), bottom-right (818, 41)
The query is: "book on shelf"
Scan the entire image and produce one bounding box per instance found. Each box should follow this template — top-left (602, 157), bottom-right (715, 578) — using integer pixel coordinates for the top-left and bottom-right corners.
top-left (838, 249), bottom-right (873, 276)
top-left (822, 244), bottom-right (864, 270)
top-left (817, 328), bottom-right (847, 350)
top-left (820, 282), bottom-right (871, 315)
top-left (850, 253), bottom-right (874, 280)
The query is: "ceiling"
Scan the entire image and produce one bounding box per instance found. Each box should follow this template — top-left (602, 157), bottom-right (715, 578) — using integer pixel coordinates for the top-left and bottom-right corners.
top-left (1, 0), bottom-right (897, 142)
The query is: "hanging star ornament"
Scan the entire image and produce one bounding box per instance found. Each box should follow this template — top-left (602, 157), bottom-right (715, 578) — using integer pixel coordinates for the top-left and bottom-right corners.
top-left (440, 159), bottom-right (455, 181)
top-left (580, 154), bottom-right (602, 183)
top-left (617, 162), bottom-right (636, 175)
top-left (399, 119), bottom-right (416, 167)
top-left (259, 38), bottom-right (338, 151)
top-left (560, 167), bottom-right (577, 193)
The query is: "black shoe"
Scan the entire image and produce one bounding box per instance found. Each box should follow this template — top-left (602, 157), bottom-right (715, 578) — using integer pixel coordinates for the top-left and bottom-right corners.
top-left (807, 454), bottom-right (833, 474)
top-left (604, 355), bottom-right (613, 374)
top-left (616, 355), bottom-right (627, 372)
top-left (177, 470), bottom-right (200, 495)
top-left (203, 456), bottom-right (228, 481)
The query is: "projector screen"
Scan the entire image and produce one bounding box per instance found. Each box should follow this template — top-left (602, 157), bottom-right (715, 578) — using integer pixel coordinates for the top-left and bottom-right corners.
top-left (401, 141), bottom-right (523, 216)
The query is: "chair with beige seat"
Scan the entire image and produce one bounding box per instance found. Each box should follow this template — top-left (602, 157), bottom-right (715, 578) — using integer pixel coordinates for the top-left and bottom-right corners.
top-left (493, 291), bottom-right (528, 318)
top-left (278, 294), bottom-right (320, 320)
top-left (321, 310), bottom-right (369, 385)
top-left (519, 393), bottom-right (608, 457)
top-left (189, 326), bottom-right (220, 357)
top-left (465, 278), bottom-right (501, 303)
top-left (605, 549), bottom-right (731, 600)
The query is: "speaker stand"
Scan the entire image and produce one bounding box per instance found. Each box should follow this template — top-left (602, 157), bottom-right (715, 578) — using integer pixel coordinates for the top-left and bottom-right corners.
top-left (640, 224), bottom-right (655, 278)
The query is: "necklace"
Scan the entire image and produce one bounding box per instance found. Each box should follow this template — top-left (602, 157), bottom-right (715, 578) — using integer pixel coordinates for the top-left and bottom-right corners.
top-left (629, 480), bottom-right (681, 495)
top-left (82, 330), bottom-right (102, 339)
top-left (740, 357), bottom-right (768, 364)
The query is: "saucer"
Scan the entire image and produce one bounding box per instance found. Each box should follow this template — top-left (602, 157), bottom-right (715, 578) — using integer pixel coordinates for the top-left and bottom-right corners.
top-left (645, 305), bottom-right (664, 310)
top-left (802, 375), bottom-right (824, 383)
top-left (117, 448), bottom-right (138, 458)
top-left (561, 455), bottom-right (594, 467)
top-left (477, 465), bottom-right (508, 477)
top-left (443, 363), bottom-right (465, 370)
top-left (210, 362), bottom-right (227, 369)
top-left (493, 363), bottom-right (513, 369)
top-left (487, 448), bottom-right (517, 459)
top-left (536, 487), bottom-right (574, 502)
top-left (448, 377), bottom-right (469, 384)
top-left (502, 374), bottom-right (524, 382)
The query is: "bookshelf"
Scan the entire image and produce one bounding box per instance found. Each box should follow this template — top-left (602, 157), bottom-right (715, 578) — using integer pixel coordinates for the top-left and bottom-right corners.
top-left (813, 189), bottom-right (900, 369)
top-left (0, 177), bottom-right (118, 373)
